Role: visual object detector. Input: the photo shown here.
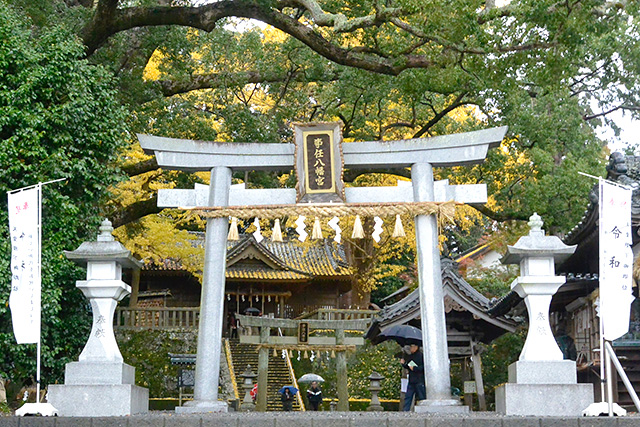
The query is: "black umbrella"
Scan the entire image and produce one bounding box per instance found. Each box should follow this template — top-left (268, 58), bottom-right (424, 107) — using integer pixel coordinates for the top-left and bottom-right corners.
top-left (377, 324), bottom-right (422, 346)
top-left (244, 307), bottom-right (261, 315)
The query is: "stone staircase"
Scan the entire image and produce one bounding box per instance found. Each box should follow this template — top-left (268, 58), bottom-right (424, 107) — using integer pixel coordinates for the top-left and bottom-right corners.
top-left (227, 338), bottom-right (302, 411)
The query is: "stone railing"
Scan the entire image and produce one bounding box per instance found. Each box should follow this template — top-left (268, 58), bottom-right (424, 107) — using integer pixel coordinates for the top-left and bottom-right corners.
top-left (114, 307), bottom-right (200, 330)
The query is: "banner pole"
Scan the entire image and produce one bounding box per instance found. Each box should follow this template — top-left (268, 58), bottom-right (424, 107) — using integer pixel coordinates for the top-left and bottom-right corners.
top-left (7, 178), bottom-right (66, 194)
top-left (605, 339), bottom-right (614, 416)
top-left (36, 182), bottom-right (42, 404)
top-left (8, 179), bottom-right (65, 416)
top-left (598, 178), bottom-right (606, 404)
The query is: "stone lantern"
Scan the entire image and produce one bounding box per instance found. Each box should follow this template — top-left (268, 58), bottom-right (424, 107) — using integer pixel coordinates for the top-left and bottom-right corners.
top-left (48, 219), bottom-right (148, 416)
top-left (495, 213), bottom-right (593, 416)
top-left (239, 365), bottom-right (257, 412)
top-left (366, 371), bottom-right (385, 411)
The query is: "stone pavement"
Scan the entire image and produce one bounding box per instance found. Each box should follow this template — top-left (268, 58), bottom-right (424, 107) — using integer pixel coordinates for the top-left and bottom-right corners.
top-left (1, 412), bottom-right (639, 427)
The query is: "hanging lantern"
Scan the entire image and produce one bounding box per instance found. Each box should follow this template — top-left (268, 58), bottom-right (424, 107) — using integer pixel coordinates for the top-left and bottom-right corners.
top-left (272, 218), bottom-right (283, 242)
top-left (352, 215), bottom-right (364, 239)
top-left (312, 217), bottom-right (323, 239)
top-left (392, 214), bottom-right (406, 238)
top-left (227, 217), bottom-right (239, 241)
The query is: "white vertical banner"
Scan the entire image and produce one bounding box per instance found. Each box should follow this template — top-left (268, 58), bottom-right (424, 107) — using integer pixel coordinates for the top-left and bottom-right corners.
top-left (599, 179), bottom-right (635, 341)
top-left (8, 186), bottom-right (41, 344)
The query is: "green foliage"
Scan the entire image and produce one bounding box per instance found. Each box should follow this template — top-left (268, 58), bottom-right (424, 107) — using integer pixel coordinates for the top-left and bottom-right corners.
top-left (465, 265), bottom-right (519, 300)
top-left (480, 330), bottom-right (526, 410)
top-left (291, 341), bottom-right (401, 400)
top-left (116, 330), bottom-right (197, 398)
top-left (370, 276), bottom-right (405, 307)
top-left (0, 1), bottom-right (127, 387)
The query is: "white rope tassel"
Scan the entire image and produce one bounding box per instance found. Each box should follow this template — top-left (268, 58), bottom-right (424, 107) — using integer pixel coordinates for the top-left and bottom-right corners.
top-left (372, 216), bottom-right (383, 243)
top-left (252, 217), bottom-right (264, 243)
top-left (352, 215), bottom-right (364, 239)
top-left (227, 217), bottom-right (239, 241)
top-left (312, 217), bottom-right (323, 239)
top-left (295, 215), bottom-right (307, 242)
top-left (272, 218), bottom-right (283, 242)
top-left (328, 216), bottom-right (342, 243)
top-left (392, 214), bottom-right (406, 238)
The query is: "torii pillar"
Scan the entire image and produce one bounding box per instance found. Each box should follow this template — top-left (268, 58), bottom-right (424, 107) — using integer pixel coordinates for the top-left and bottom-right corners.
top-left (138, 124), bottom-right (507, 413)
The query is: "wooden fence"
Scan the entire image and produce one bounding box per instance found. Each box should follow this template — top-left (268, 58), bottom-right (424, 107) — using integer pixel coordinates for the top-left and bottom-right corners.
top-left (114, 307), bottom-right (200, 330)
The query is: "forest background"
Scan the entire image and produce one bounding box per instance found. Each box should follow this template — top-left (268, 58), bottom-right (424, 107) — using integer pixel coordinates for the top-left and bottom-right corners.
top-left (0, 0), bottom-right (638, 409)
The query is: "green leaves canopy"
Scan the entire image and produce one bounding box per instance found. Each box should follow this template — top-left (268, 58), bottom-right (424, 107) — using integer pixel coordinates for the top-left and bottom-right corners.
top-left (0, 1), bottom-right (127, 386)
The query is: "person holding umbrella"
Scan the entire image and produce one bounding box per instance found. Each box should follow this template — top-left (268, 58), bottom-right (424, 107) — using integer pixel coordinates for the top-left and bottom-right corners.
top-left (399, 340), bottom-right (425, 411)
top-left (306, 381), bottom-right (323, 411)
top-left (298, 373), bottom-right (325, 411)
top-left (278, 385), bottom-right (298, 411)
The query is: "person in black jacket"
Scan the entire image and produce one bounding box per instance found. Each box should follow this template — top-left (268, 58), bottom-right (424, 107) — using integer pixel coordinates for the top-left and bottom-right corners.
top-left (306, 381), bottom-right (323, 411)
top-left (281, 387), bottom-right (295, 411)
top-left (400, 342), bottom-right (426, 411)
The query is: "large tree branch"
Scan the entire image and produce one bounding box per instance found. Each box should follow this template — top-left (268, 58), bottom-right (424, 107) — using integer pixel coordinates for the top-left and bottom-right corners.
top-left (109, 195), bottom-right (161, 229)
top-left (412, 92), bottom-right (469, 139)
top-left (156, 69), bottom-right (340, 98)
top-left (121, 158), bottom-right (158, 177)
top-left (84, 0), bottom-right (433, 74)
top-left (391, 17), bottom-right (555, 55)
top-left (85, 0), bottom-right (559, 76)
top-left (583, 104), bottom-right (640, 121)
top-left (470, 203), bottom-right (529, 222)
top-left (283, 0), bottom-right (403, 33)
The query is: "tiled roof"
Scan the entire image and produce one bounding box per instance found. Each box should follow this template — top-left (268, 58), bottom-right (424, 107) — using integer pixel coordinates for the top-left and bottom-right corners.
top-left (143, 234), bottom-right (351, 281)
top-left (261, 239), bottom-right (350, 277)
top-left (367, 258), bottom-right (517, 344)
top-left (225, 267), bottom-right (309, 281)
top-left (144, 258), bottom-right (184, 271)
top-left (455, 243), bottom-right (492, 262)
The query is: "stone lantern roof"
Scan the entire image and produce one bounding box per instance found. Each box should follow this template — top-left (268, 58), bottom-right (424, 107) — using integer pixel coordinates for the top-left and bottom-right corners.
top-left (64, 219), bottom-right (142, 269)
top-left (502, 213), bottom-right (577, 266)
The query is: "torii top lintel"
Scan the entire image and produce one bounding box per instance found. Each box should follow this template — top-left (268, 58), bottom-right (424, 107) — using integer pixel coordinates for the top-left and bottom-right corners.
top-left (137, 126), bottom-right (507, 172)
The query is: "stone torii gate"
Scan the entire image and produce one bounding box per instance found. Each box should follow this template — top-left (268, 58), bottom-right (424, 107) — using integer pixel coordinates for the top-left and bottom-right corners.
top-left (138, 123), bottom-right (507, 413)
